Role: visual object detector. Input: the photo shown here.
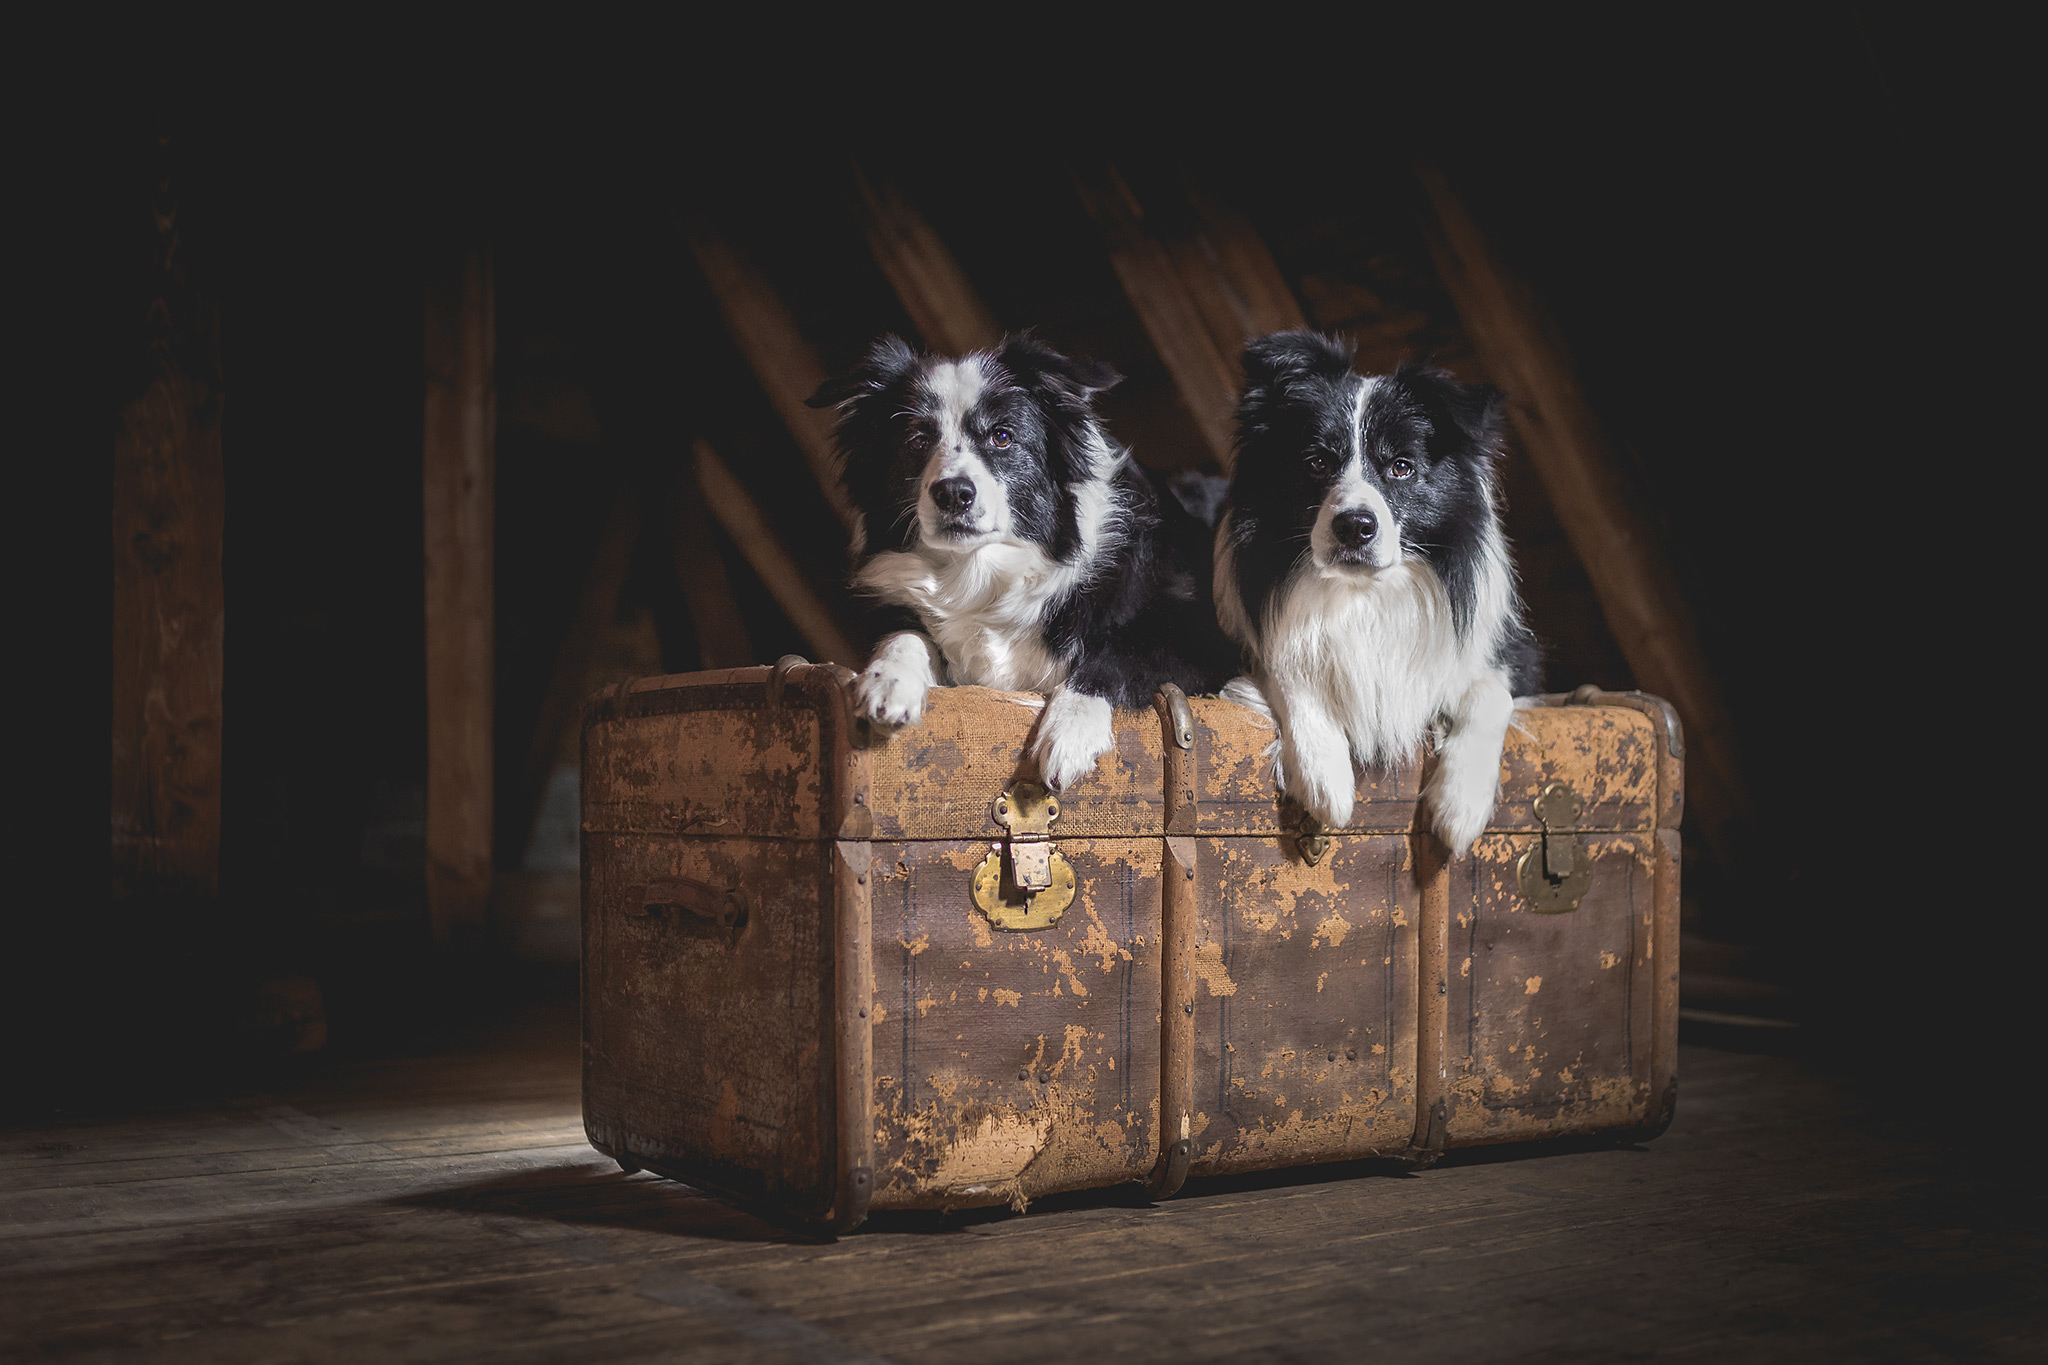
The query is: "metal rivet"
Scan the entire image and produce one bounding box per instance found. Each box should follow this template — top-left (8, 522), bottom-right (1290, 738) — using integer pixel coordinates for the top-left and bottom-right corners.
top-left (1328, 1054), bottom-right (1336, 1062)
top-left (857, 874), bottom-right (867, 884)
top-left (1183, 1002), bottom-right (1194, 1015)
top-left (858, 1008), bottom-right (868, 1018)
top-left (1347, 1049), bottom-right (1357, 1060)
top-left (1018, 1070), bottom-right (1029, 1081)
top-left (853, 793), bottom-right (865, 805)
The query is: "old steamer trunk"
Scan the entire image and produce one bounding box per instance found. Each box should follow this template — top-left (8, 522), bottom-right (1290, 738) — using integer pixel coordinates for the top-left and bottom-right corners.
top-left (581, 664), bottom-right (1681, 1231)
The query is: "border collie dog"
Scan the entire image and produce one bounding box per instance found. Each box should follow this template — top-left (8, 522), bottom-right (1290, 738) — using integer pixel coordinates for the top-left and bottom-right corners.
top-left (1216, 332), bottom-right (1542, 853)
top-left (810, 333), bottom-right (1236, 790)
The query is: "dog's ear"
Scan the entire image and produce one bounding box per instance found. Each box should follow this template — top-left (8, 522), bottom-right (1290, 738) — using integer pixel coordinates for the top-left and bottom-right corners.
top-left (807, 334), bottom-right (921, 409)
top-left (1391, 362), bottom-right (1506, 459)
top-left (1239, 330), bottom-right (1355, 392)
top-left (997, 332), bottom-right (1122, 403)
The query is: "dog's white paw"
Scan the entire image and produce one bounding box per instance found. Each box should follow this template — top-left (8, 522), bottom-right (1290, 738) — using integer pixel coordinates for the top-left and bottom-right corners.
top-left (854, 633), bottom-right (939, 730)
top-left (1033, 689), bottom-right (1115, 792)
top-left (1424, 749), bottom-right (1499, 857)
top-left (1282, 734), bottom-right (1355, 831)
top-left (1424, 676), bottom-right (1514, 856)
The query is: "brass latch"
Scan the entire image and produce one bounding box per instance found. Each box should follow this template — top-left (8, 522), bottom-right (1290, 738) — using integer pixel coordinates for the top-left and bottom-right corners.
top-left (972, 781), bottom-right (1077, 931)
top-left (1295, 810), bottom-right (1330, 867)
top-left (1517, 780), bottom-right (1592, 913)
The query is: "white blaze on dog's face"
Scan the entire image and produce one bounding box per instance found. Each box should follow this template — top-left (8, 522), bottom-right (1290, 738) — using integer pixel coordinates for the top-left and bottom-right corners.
top-left (1307, 377), bottom-right (1401, 574)
top-left (913, 357), bottom-right (1014, 550)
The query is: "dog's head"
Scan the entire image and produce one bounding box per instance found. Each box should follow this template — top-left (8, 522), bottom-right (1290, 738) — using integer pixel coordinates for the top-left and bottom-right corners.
top-left (1233, 331), bottom-right (1505, 577)
top-left (809, 333), bottom-right (1122, 561)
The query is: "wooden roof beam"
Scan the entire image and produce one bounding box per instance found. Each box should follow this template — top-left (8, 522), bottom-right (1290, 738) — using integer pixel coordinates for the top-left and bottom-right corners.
top-left (695, 439), bottom-right (856, 667)
top-left (1072, 167), bottom-right (1310, 471)
top-left (685, 227), bottom-right (858, 535)
top-left (851, 167), bottom-right (1004, 356)
top-left (1416, 163), bottom-right (1754, 867)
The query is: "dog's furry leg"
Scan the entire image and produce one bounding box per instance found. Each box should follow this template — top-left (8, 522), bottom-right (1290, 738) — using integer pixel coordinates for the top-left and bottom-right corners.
top-left (1221, 674), bottom-right (1292, 793)
top-left (1267, 676), bottom-right (1356, 830)
top-left (1220, 675), bottom-right (1276, 724)
top-left (1423, 672), bottom-right (1513, 855)
top-left (853, 631), bottom-right (945, 730)
top-left (1032, 686), bottom-right (1115, 792)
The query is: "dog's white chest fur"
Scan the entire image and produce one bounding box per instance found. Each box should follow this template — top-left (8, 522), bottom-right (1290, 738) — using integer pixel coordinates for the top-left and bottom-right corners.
top-left (1264, 560), bottom-right (1490, 766)
top-left (857, 542), bottom-right (1072, 692)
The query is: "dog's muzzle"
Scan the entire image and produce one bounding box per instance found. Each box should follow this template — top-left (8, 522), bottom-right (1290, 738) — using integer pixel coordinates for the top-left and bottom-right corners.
top-left (1328, 508), bottom-right (1379, 565)
top-left (927, 475), bottom-right (984, 537)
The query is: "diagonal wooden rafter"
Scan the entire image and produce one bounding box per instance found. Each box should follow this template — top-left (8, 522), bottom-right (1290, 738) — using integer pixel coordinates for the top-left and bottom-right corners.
top-left (685, 226), bottom-right (858, 534)
top-left (669, 448), bottom-right (756, 670)
top-left (695, 439), bottom-right (856, 667)
top-left (1170, 183), bottom-right (1310, 362)
top-left (1071, 167), bottom-right (1311, 472)
top-left (1071, 165), bottom-right (1239, 469)
top-left (851, 166), bottom-right (1004, 356)
top-left (1415, 162), bottom-right (1753, 867)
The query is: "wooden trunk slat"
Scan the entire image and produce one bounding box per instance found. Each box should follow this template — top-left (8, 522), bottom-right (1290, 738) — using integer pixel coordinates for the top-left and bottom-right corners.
top-left (1445, 833), bottom-right (1657, 1143)
top-left (869, 838), bottom-right (1164, 1210)
top-left (1188, 834), bottom-right (1423, 1174)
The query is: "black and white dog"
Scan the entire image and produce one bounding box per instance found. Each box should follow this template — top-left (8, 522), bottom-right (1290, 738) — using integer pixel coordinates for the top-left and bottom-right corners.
top-left (1216, 332), bottom-right (1542, 853)
top-left (810, 333), bottom-right (1236, 789)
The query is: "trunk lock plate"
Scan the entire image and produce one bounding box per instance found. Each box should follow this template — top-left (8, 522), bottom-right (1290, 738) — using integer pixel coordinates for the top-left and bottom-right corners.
top-left (1517, 780), bottom-right (1592, 912)
top-left (973, 782), bottom-right (1077, 931)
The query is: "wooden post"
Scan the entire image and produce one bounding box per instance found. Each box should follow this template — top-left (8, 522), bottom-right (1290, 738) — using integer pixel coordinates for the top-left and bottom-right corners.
top-left (1416, 163), bottom-right (1753, 866)
top-left (685, 227), bottom-right (858, 535)
top-left (112, 132), bottom-right (223, 906)
top-left (851, 167), bottom-right (1004, 355)
top-left (695, 440), bottom-right (856, 666)
top-left (423, 246), bottom-right (495, 944)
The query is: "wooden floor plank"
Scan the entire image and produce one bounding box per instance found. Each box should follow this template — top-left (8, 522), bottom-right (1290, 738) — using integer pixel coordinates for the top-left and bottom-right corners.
top-left (5, 1003), bottom-right (2042, 1363)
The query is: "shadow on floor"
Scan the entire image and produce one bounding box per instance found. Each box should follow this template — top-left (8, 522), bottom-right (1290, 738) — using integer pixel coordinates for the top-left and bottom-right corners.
top-left (396, 1162), bottom-right (826, 1245)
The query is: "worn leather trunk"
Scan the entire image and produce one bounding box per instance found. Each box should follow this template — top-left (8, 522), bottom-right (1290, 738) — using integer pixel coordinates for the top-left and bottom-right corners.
top-left (581, 662), bottom-right (1681, 1232)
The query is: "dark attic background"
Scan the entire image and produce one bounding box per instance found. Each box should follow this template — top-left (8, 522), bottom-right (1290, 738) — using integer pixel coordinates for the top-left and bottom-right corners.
top-left (67, 15), bottom-right (2010, 1112)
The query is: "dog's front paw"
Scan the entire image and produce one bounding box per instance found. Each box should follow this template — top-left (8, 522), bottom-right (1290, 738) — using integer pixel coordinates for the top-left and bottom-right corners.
top-left (1282, 737), bottom-right (1355, 831)
top-left (854, 633), bottom-right (939, 730)
top-left (1032, 689), bottom-right (1115, 792)
top-left (1424, 751), bottom-right (1499, 857)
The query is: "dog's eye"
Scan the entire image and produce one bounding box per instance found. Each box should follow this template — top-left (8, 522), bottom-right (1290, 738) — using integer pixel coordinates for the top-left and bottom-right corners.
top-left (990, 428), bottom-right (1013, 449)
top-left (1305, 450), bottom-right (1333, 474)
top-left (1387, 457), bottom-right (1416, 480)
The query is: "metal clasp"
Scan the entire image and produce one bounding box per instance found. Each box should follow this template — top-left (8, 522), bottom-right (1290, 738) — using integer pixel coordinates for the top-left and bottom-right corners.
top-left (1516, 780), bottom-right (1591, 913)
top-left (971, 781), bottom-right (1077, 931)
top-left (1296, 810), bottom-right (1330, 867)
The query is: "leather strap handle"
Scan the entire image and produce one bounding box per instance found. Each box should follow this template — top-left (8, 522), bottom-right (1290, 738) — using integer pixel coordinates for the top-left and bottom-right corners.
top-left (642, 877), bottom-right (748, 931)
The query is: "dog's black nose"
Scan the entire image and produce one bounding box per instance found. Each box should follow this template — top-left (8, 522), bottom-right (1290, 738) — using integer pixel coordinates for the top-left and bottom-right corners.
top-left (930, 476), bottom-right (976, 515)
top-left (1332, 509), bottom-right (1377, 549)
